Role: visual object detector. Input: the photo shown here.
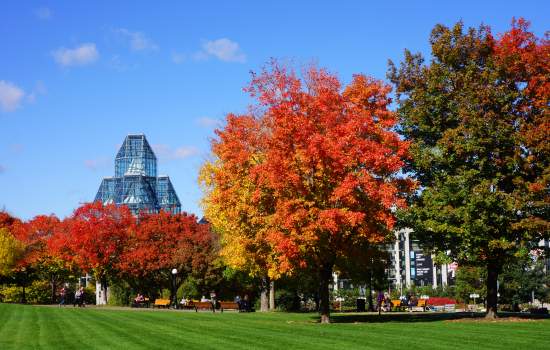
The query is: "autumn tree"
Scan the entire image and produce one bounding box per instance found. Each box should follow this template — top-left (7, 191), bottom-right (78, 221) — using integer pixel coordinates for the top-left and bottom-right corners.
top-left (0, 228), bottom-right (24, 277)
top-left (118, 211), bottom-right (219, 304)
top-left (200, 117), bottom-right (278, 312)
top-left (56, 202), bottom-right (134, 304)
top-left (389, 19), bottom-right (549, 318)
top-left (24, 215), bottom-right (75, 303)
top-left (202, 61), bottom-right (412, 322)
top-left (0, 212), bottom-right (24, 277)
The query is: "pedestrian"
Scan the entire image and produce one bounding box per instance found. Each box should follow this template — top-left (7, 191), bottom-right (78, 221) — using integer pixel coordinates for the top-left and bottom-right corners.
top-left (73, 288), bottom-right (81, 307)
top-left (78, 286), bottom-right (85, 307)
top-left (377, 291), bottom-right (384, 315)
top-left (59, 287), bottom-right (66, 307)
top-left (210, 291), bottom-right (217, 309)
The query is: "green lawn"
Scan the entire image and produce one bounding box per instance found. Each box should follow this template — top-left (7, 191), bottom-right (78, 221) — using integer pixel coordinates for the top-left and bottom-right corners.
top-left (0, 304), bottom-right (548, 350)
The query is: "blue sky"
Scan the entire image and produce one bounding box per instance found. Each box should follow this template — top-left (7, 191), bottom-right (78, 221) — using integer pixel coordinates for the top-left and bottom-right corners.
top-left (0, 1), bottom-right (548, 220)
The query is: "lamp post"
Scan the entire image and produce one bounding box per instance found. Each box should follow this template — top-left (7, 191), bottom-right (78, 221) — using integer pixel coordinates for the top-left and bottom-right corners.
top-left (171, 268), bottom-right (178, 309)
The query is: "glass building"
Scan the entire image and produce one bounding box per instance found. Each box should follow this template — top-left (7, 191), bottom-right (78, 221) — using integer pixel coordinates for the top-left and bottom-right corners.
top-left (94, 134), bottom-right (181, 215)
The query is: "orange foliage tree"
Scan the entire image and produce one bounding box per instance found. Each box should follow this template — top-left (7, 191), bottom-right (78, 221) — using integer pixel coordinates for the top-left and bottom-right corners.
top-left (118, 211), bottom-right (219, 303)
top-left (203, 62), bottom-right (413, 322)
top-left (54, 202), bottom-right (134, 304)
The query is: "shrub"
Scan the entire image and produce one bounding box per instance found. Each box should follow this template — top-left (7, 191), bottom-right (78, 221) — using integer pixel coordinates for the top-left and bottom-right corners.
top-left (0, 285), bottom-right (22, 303)
top-left (26, 280), bottom-right (51, 304)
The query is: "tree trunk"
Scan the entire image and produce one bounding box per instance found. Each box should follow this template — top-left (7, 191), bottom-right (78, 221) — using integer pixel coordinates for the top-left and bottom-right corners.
top-left (101, 277), bottom-right (108, 305)
top-left (319, 262), bottom-right (334, 324)
top-left (260, 276), bottom-right (269, 312)
top-left (367, 271), bottom-right (374, 311)
top-left (21, 284), bottom-right (26, 304)
top-left (486, 261), bottom-right (499, 319)
top-left (50, 277), bottom-right (57, 304)
top-left (269, 280), bottom-right (275, 311)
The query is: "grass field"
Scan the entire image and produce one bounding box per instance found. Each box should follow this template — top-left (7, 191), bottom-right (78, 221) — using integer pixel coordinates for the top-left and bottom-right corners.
top-left (0, 304), bottom-right (549, 350)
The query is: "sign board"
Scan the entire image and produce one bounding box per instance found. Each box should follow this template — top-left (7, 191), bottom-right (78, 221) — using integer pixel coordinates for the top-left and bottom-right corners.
top-left (412, 251), bottom-right (433, 286)
top-left (469, 293), bottom-right (480, 299)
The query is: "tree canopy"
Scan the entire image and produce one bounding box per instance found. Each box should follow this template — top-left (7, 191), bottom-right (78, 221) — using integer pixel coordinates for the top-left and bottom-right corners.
top-left (202, 61), bottom-right (413, 322)
top-left (389, 18), bottom-right (549, 318)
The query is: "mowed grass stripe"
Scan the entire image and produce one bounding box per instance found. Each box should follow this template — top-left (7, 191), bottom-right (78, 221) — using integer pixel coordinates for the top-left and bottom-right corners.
top-left (108, 310), bottom-right (326, 350)
top-left (77, 308), bottom-right (168, 349)
top-left (1, 304), bottom-right (549, 350)
top-left (94, 309), bottom-right (230, 350)
top-left (35, 305), bottom-right (66, 349)
top-left (61, 307), bottom-right (129, 349)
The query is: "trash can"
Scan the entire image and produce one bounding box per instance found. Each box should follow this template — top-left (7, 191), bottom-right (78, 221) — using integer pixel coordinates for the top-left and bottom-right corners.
top-left (356, 298), bottom-right (366, 312)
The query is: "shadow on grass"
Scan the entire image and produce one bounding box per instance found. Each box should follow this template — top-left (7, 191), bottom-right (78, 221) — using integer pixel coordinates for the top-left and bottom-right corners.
top-left (311, 312), bottom-right (550, 324)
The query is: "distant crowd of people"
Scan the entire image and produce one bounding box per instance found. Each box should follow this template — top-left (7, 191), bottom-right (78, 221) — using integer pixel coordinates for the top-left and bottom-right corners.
top-left (374, 291), bottom-right (421, 313)
top-left (61, 285), bottom-right (253, 311)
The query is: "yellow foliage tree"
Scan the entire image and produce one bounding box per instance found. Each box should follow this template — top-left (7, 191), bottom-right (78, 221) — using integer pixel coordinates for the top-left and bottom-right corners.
top-left (199, 114), bottom-right (278, 311)
top-left (0, 228), bottom-right (25, 276)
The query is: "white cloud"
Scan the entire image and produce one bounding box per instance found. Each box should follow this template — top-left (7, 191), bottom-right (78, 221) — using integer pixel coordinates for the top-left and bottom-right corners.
top-left (195, 117), bottom-right (220, 128)
top-left (114, 28), bottom-right (158, 52)
top-left (26, 81), bottom-right (47, 103)
top-left (0, 81), bottom-right (25, 112)
top-left (34, 7), bottom-right (52, 20)
top-left (52, 43), bottom-right (99, 67)
top-left (171, 52), bottom-right (185, 64)
top-left (197, 38), bottom-right (246, 63)
top-left (152, 144), bottom-right (199, 161)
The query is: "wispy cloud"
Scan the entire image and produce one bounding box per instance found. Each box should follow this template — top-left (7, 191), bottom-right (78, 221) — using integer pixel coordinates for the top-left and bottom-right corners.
top-left (114, 28), bottom-right (158, 52)
top-left (108, 55), bottom-right (137, 72)
top-left (152, 144), bottom-right (199, 161)
top-left (195, 38), bottom-right (246, 63)
top-left (195, 117), bottom-right (221, 128)
top-left (171, 52), bottom-right (185, 64)
top-left (26, 81), bottom-right (47, 103)
top-left (84, 157), bottom-right (110, 171)
top-left (34, 7), bottom-right (52, 20)
top-left (0, 81), bottom-right (25, 112)
top-left (52, 43), bottom-right (99, 67)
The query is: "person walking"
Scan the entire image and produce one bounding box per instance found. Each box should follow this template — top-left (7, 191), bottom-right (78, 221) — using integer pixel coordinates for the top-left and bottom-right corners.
top-left (377, 291), bottom-right (384, 315)
top-left (59, 287), bottom-right (66, 307)
top-left (73, 288), bottom-right (81, 307)
top-left (78, 287), bottom-right (85, 307)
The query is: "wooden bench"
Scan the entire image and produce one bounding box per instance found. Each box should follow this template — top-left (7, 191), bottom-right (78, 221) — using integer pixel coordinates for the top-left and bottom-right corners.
top-left (410, 299), bottom-right (427, 312)
top-left (190, 301), bottom-right (215, 312)
top-left (153, 299), bottom-right (171, 308)
top-left (219, 301), bottom-right (240, 312)
top-left (391, 299), bottom-right (401, 311)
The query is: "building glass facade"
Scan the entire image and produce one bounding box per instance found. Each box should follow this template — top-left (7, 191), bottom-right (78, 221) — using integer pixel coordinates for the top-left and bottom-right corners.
top-left (94, 134), bottom-right (181, 215)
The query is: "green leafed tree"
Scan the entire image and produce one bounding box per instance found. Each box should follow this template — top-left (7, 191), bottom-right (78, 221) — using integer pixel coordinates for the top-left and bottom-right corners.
top-left (389, 19), bottom-right (549, 318)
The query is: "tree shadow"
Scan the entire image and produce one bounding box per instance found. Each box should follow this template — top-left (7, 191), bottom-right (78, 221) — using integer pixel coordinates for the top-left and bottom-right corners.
top-left (312, 312), bottom-right (550, 324)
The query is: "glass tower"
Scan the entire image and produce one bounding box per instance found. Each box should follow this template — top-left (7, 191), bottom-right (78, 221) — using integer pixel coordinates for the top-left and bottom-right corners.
top-left (94, 134), bottom-right (181, 215)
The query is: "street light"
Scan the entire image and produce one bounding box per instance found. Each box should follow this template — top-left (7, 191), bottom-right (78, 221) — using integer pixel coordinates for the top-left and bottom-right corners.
top-left (171, 268), bottom-right (178, 309)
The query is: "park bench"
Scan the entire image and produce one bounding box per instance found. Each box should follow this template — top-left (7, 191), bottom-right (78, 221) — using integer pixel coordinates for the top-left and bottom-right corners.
top-left (391, 300), bottom-right (403, 311)
top-left (444, 304), bottom-right (456, 312)
top-left (410, 299), bottom-right (427, 312)
top-left (191, 301), bottom-right (215, 312)
top-left (219, 301), bottom-right (240, 312)
top-left (153, 299), bottom-right (171, 308)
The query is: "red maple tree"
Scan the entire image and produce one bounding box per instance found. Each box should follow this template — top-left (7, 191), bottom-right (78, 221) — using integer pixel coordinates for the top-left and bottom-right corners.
top-left (118, 211), bottom-right (218, 301)
top-left (57, 202), bottom-right (134, 304)
top-left (209, 62), bottom-right (413, 322)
